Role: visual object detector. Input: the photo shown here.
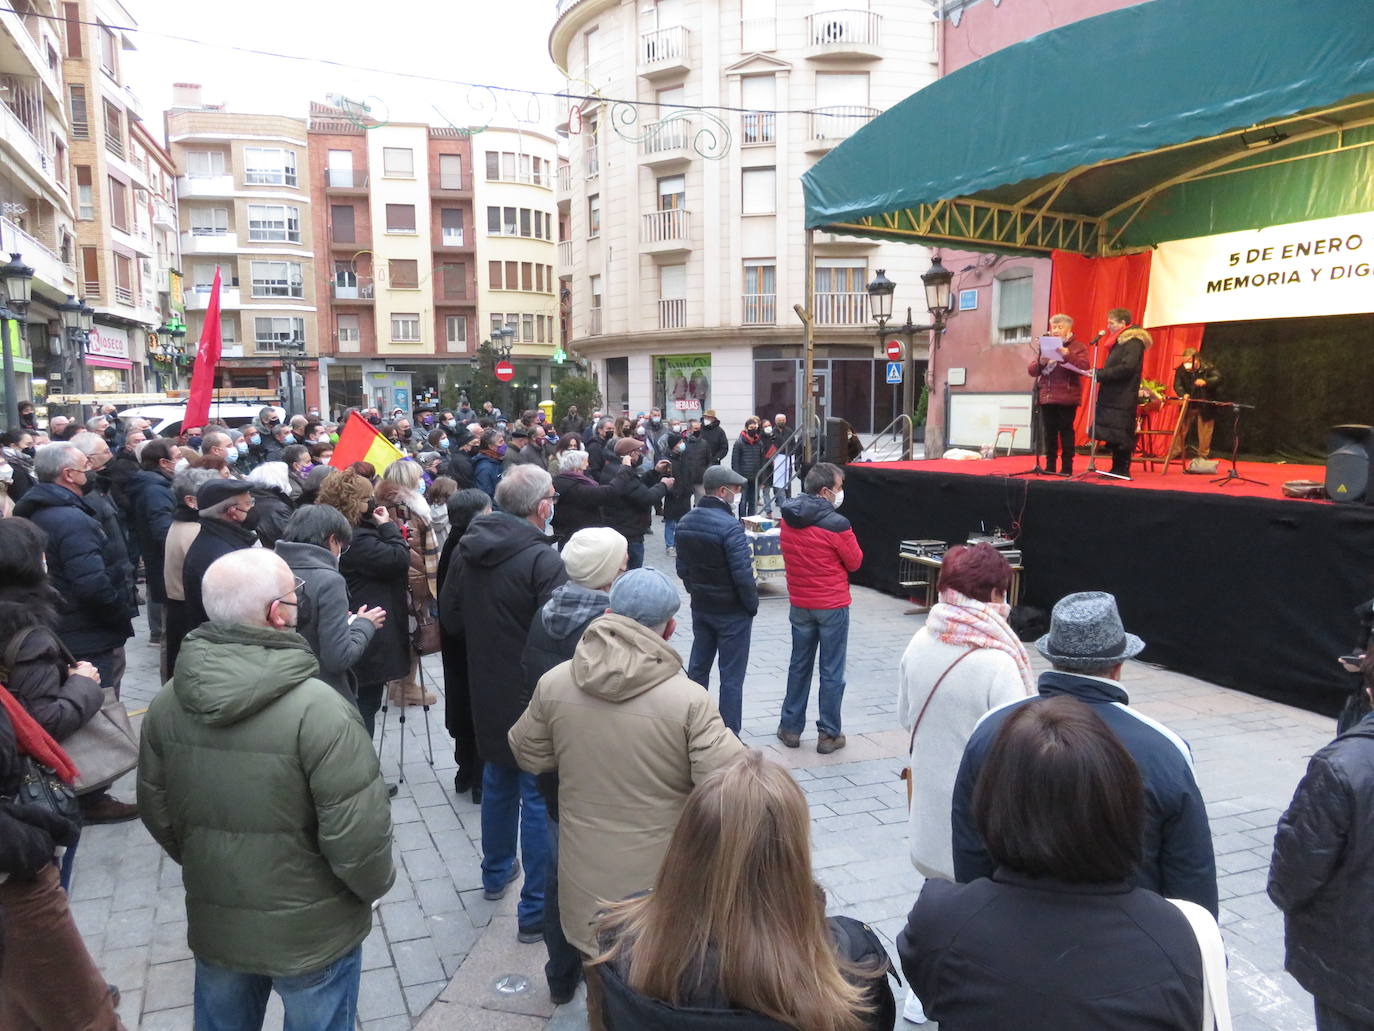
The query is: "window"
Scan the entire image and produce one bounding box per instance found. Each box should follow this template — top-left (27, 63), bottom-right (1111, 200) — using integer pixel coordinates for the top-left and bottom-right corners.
top-left (219, 316), bottom-right (238, 344)
top-left (384, 203), bottom-right (416, 234)
top-left (489, 260), bottom-right (502, 289)
top-left (330, 204), bottom-right (356, 243)
top-left (189, 207), bottom-right (228, 236)
top-left (75, 165), bottom-right (94, 220)
top-left (536, 265), bottom-right (545, 293)
top-left (659, 264), bottom-right (686, 328)
top-left (248, 204), bottom-right (301, 243)
top-left (81, 246), bottom-right (99, 294)
top-left (814, 259), bottom-right (867, 324)
top-left (388, 259), bottom-right (419, 289)
top-left (487, 206), bottom-right (501, 235)
top-left (741, 167), bottom-right (776, 214)
top-left (522, 314), bottom-right (535, 341)
top-left (446, 316), bottom-right (467, 349)
top-left (99, 22), bottom-right (118, 77)
top-left (504, 207), bottom-right (517, 235)
top-left (243, 147), bottom-right (297, 187)
top-left (185, 151), bottom-right (227, 178)
top-left (741, 75), bottom-right (776, 144)
top-left (814, 260), bottom-right (865, 293)
top-left (54, 142), bottom-right (66, 184)
top-left (391, 313), bottom-right (421, 342)
top-left (254, 316), bottom-right (305, 351)
top-left (68, 84), bottom-right (88, 138)
top-left (502, 153), bottom-right (516, 181)
top-left (521, 262), bottom-right (533, 291)
top-left (440, 262), bottom-right (467, 298)
top-left (441, 208), bottom-right (464, 246)
top-left (193, 263), bottom-right (218, 292)
top-left (251, 260), bottom-right (304, 298)
top-left (382, 147), bottom-right (414, 178)
top-left (326, 149), bottom-right (359, 188)
top-left (519, 154), bottom-right (532, 184)
top-left (439, 154), bottom-right (464, 189)
top-left (588, 194), bottom-right (601, 237)
top-left (657, 174), bottom-right (685, 211)
top-left (743, 260), bottom-right (776, 324)
top-left (590, 274), bottom-right (602, 308)
top-left (815, 71), bottom-right (870, 109)
top-left (585, 117), bottom-right (600, 177)
top-left (995, 271), bottom-right (1034, 344)
top-left (490, 313), bottom-right (505, 336)
top-left (108, 177), bottom-right (128, 231)
top-left (485, 152), bottom-right (500, 181)
top-left (103, 100), bottom-right (123, 158)
top-left (336, 314), bottom-right (360, 349)
top-left (520, 209), bottom-right (532, 237)
top-left (64, 3), bottom-right (82, 57)
top-left (112, 252), bottom-right (133, 304)
top-left (533, 210), bottom-right (544, 239)
top-left (505, 261), bottom-right (518, 289)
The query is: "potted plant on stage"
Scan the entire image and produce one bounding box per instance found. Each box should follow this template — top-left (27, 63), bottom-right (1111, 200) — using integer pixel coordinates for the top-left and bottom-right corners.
top-left (1138, 378), bottom-right (1167, 414)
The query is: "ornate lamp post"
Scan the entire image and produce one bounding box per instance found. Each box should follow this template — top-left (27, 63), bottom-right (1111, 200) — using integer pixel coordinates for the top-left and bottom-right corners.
top-left (0, 252), bottom-right (35, 428)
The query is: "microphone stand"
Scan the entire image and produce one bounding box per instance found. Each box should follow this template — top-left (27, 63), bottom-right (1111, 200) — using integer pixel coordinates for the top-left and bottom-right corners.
top-left (1009, 355), bottom-right (1048, 477)
top-left (1211, 402), bottom-right (1265, 487)
top-left (1070, 332), bottom-right (1121, 481)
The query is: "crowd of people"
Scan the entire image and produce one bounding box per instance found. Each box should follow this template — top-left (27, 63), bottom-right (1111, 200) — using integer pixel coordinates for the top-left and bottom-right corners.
top-left (0, 393), bottom-right (1362, 1031)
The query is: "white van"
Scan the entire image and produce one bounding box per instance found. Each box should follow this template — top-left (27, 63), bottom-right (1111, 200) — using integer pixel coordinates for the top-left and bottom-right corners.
top-left (118, 403), bottom-right (286, 439)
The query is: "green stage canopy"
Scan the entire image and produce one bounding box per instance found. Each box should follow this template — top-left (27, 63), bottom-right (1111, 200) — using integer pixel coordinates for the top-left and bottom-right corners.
top-left (801, 0), bottom-right (1374, 256)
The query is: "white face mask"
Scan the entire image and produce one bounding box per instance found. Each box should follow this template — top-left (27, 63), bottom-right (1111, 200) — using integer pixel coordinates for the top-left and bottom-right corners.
top-left (0, 463), bottom-right (11, 484)
top-left (830, 489), bottom-right (845, 509)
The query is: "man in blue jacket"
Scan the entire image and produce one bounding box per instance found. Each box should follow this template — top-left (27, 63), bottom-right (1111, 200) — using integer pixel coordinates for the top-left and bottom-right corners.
top-left (674, 466), bottom-right (758, 733)
top-left (950, 591), bottom-right (1218, 915)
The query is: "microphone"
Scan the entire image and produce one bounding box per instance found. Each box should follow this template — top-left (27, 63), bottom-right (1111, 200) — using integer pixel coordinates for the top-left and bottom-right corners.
top-left (1090, 330), bottom-right (1107, 343)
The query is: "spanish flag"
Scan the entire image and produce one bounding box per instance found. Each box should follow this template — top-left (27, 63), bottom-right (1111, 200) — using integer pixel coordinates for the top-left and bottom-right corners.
top-left (329, 413), bottom-right (404, 471)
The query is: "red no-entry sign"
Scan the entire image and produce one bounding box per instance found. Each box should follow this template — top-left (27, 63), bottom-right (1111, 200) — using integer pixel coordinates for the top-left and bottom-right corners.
top-left (494, 361), bottom-right (515, 382)
top-left (885, 340), bottom-right (904, 361)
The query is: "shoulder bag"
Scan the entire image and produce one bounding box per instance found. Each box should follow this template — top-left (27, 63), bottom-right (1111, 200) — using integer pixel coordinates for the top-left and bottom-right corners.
top-left (897, 647), bottom-right (973, 809)
top-left (1167, 897), bottom-right (1233, 1031)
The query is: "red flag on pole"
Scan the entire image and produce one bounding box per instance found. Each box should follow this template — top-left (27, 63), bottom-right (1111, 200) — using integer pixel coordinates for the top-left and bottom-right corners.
top-left (184, 265), bottom-right (222, 430)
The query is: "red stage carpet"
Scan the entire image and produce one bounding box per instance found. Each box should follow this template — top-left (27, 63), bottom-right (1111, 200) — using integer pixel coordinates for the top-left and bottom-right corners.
top-left (863, 456), bottom-right (1327, 502)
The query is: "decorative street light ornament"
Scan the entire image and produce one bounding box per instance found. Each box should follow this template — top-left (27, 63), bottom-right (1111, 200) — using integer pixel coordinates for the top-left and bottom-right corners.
top-left (921, 255), bottom-right (953, 317)
top-left (866, 268), bottom-right (895, 325)
top-left (59, 295), bottom-right (85, 332)
top-left (0, 253), bottom-right (35, 311)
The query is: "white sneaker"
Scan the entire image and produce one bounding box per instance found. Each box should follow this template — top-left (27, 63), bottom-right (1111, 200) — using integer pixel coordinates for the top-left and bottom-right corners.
top-left (903, 991), bottom-right (928, 1024)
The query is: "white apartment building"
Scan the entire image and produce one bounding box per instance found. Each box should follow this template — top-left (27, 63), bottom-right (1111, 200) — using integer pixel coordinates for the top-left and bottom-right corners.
top-left (474, 127), bottom-right (561, 398)
top-left (551, 0), bottom-right (937, 432)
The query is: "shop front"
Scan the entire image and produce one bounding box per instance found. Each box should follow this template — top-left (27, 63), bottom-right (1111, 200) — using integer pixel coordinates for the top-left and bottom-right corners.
top-left (86, 324), bottom-right (134, 394)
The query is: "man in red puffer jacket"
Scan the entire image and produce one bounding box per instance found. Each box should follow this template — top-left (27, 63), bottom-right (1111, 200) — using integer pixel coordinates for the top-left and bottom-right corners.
top-left (777, 462), bottom-right (863, 754)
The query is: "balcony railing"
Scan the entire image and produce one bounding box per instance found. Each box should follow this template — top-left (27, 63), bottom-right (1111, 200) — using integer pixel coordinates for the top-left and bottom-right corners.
top-left (588, 306), bottom-right (602, 335)
top-left (333, 281), bottom-right (376, 300)
top-left (640, 25), bottom-right (688, 66)
top-left (440, 228), bottom-right (466, 247)
top-left (742, 111), bottom-right (775, 145)
top-left (658, 297), bottom-right (685, 330)
top-left (809, 105), bottom-right (880, 142)
top-left (641, 119), bottom-right (689, 158)
top-left (114, 284), bottom-right (134, 305)
top-left (325, 168), bottom-right (369, 190)
top-left (642, 208), bottom-right (690, 245)
top-left (557, 240), bottom-right (572, 266)
top-left (743, 293), bottom-right (776, 325)
top-left (557, 165), bottom-right (571, 193)
top-left (807, 9), bottom-right (882, 48)
top-left (813, 291), bottom-right (868, 325)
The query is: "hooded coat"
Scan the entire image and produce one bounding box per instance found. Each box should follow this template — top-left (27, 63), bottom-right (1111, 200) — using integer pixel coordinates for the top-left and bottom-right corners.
top-left (439, 512), bottom-right (566, 767)
top-left (125, 468), bottom-right (176, 604)
top-left (1093, 327), bottom-right (1151, 448)
top-left (778, 494), bottom-right (863, 611)
top-left (508, 613), bottom-right (744, 954)
top-left (274, 541), bottom-right (377, 701)
top-left (13, 482), bottom-right (137, 655)
top-left (137, 621), bottom-right (395, 977)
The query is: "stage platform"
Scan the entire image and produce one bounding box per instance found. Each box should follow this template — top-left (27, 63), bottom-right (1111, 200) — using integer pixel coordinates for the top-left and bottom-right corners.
top-left (842, 457), bottom-right (1374, 716)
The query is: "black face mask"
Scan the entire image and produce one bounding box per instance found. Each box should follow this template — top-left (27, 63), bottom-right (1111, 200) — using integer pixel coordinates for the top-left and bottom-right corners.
top-left (368, 415), bottom-right (382, 425)
top-left (22, 446), bottom-right (35, 458)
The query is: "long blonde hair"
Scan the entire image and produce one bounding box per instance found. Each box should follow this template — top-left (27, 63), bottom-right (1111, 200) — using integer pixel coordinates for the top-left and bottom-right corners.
top-left (591, 750), bottom-right (869, 1031)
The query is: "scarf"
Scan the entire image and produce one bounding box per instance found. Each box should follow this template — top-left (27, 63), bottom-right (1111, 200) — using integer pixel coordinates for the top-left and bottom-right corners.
top-left (925, 589), bottom-right (1035, 694)
top-left (0, 683), bottom-right (78, 784)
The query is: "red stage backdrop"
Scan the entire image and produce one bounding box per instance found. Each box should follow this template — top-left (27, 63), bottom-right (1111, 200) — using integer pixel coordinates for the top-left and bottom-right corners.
top-left (1050, 250), bottom-right (1204, 445)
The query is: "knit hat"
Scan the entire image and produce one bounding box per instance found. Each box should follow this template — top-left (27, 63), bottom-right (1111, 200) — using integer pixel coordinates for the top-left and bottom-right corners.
top-left (1035, 591), bottom-right (1145, 671)
top-left (613, 437), bottom-right (643, 457)
top-left (197, 478), bottom-right (252, 509)
top-left (609, 567), bottom-right (680, 628)
top-left (561, 527), bottom-right (628, 590)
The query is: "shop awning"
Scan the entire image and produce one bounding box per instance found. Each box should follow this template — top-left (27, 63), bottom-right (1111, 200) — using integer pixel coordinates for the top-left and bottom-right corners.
top-left (801, 0), bottom-right (1374, 256)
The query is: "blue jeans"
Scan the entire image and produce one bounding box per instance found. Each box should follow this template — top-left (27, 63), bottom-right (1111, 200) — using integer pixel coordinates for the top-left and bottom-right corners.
top-left (481, 763), bottom-right (548, 928)
top-left (664, 518), bottom-right (677, 549)
top-left (687, 608), bottom-right (753, 733)
top-left (193, 944), bottom-right (361, 1031)
top-left (626, 537), bottom-right (645, 569)
top-left (779, 606), bottom-right (849, 738)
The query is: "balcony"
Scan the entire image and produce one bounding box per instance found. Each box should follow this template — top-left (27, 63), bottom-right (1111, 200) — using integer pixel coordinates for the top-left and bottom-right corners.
top-left (639, 25), bottom-right (690, 79)
top-left (806, 106), bottom-right (881, 152)
top-left (806, 9), bottom-right (882, 58)
top-left (121, 84), bottom-right (145, 121)
top-left (639, 118), bottom-right (693, 166)
top-left (181, 230), bottom-right (237, 254)
top-left (178, 174), bottom-right (236, 199)
top-left (557, 240), bottom-right (572, 270)
top-left (587, 306), bottom-right (602, 336)
top-left (429, 171), bottom-right (472, 196)
top-left (333, 281), bottom-right (376, 304)
top-left (658, 297), bottom-right (685, 330)
top-left (324, 168), bottom-right (369, 194)
top-left (0, 81), bottom-right (53, 185)
top-left (153, 197), bottom-right (176, 230)
top-left (556, 165), bottom-right (572, 197)
top-left (641, 208), bottom-right (691, 254)
top-left (184, 286), bottom-right (243, 310)
top-left (0, 216), bottom-right (71, 291)
top-left (813, 290), bottom-right (868, 325)
top-left (743, 293), bottom-right (776, 326)
top-left (741, 111), bottom-right (775, 146)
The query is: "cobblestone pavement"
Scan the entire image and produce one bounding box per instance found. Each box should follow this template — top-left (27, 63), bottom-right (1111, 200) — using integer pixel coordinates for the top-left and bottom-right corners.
top-left (74, 525), bottom-right (1333, 1030)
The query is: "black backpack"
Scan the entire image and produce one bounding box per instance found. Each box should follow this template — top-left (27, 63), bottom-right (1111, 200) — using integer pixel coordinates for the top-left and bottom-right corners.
top-left (827, 915), bottom-right (899, 1031)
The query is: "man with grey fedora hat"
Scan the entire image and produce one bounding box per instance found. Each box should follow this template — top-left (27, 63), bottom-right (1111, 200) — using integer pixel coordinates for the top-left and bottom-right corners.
top-left (950, 591), bottom-right (1218, 915)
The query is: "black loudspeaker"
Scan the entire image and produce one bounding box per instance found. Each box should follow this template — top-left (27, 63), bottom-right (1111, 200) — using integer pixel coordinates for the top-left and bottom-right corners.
top-left (824, 417), bottom-right (850, 465)
top-left (1325, 424), bottom-right (1374, 503)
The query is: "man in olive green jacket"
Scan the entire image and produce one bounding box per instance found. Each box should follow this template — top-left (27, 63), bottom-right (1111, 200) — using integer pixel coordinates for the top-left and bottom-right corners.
top-left (138, 549), bottom-right (394, 1031)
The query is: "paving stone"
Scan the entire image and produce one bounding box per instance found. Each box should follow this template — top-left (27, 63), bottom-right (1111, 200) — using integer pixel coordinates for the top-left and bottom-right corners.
top-left (382, 898), bottom-right (433, 943)
top-left (359, 966), bottom-right (409, 1021)
top-left (393, 936), bottom-right (447, 987)
top-left (143, 957), bottom-right (196, 1013)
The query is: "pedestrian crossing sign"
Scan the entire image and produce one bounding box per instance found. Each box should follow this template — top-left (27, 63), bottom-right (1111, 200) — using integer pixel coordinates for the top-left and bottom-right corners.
top-left (885, 361), bottom-right (903, 384)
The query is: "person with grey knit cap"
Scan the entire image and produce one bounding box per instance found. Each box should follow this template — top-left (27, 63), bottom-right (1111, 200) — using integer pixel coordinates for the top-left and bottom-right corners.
top-left (949, 591), bottom-right (1218, 915)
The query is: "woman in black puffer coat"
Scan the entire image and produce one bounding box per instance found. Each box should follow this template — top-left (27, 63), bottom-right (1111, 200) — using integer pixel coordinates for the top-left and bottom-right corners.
top-left (317, 470), bottom-right (411, 737)
top-left (730, 417), bottom-right (765, 518)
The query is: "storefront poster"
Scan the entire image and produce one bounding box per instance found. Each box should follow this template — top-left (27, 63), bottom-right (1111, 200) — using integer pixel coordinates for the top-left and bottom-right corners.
top-left (656, 354), bottom-right (711, 417)
top-left (86, 325), bottom-right (131, 360)
top-left (1144, 211), bottom-right (1374, 327)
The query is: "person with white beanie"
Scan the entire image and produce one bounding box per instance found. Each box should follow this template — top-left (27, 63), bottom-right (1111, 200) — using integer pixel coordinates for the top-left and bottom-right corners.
top-left (519, 526), bottom-right (629, 1001)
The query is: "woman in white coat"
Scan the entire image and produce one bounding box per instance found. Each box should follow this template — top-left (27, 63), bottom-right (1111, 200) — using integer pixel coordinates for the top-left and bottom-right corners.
top-left (895, 542), bottom-right (1034, 1023)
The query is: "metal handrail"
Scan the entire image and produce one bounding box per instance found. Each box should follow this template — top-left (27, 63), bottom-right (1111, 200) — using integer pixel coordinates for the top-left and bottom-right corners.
top-left (752, 413), bottom-right (821, 499)
top-left (858, 413), bottom-right (913, 462)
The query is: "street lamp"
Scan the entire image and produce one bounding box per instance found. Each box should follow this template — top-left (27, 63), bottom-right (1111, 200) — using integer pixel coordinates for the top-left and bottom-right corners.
top-left (58, 295), bottom-right (87, 397)
top-left (920, 256), bottom-right (954, 457)
top-left (866, 268), bottom-right (895, 329)
top-left (0, 253), bottom-right (35, 428)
